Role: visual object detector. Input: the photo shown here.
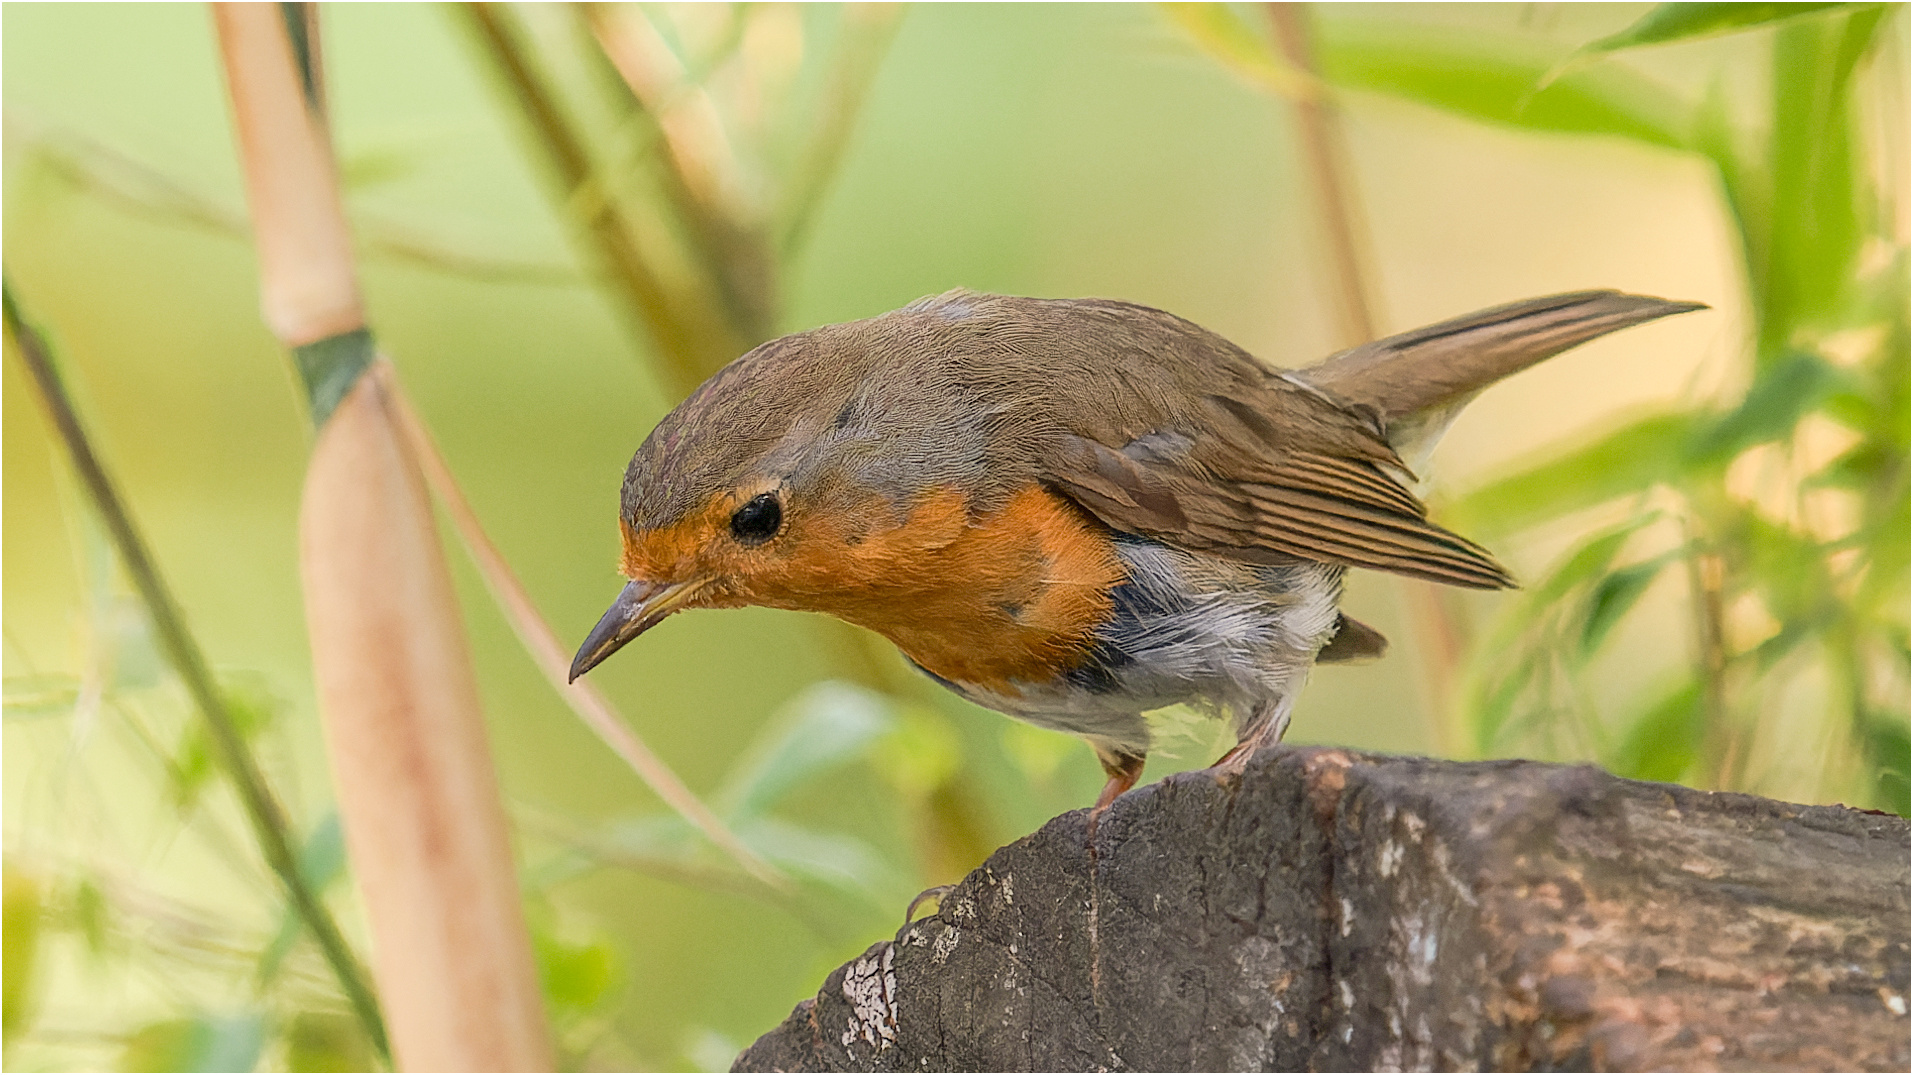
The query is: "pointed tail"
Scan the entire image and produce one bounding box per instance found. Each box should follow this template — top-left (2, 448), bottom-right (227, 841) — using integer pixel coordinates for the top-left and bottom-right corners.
top-left (1299, 290), bottom-right (1705, 466)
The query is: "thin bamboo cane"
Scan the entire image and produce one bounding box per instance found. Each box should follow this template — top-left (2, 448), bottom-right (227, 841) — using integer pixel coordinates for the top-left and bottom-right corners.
top-left (214, 5), bottom-right (553, 1068)
top-left (1266, 3), bottom-right (1378, 347)
top-left (777, 4), bottom-right (907, 257)
top-left (1, 287), bottom-right (390, 1062)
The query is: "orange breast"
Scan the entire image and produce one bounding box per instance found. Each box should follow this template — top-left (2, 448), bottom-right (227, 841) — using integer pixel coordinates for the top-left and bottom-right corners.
top-left (737, 485), bottom-right (1127, 692)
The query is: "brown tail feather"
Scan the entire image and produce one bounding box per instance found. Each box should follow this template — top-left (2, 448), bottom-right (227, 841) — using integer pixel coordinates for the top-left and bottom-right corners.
top-left (1299, 291), bottom-right (1705, 424)
top-left (1317, 613), bottom-right (1387, 663)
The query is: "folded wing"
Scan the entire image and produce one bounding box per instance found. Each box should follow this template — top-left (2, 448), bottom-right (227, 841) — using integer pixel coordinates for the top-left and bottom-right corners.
top-left (1040, 290), bottom-right (1702, 590)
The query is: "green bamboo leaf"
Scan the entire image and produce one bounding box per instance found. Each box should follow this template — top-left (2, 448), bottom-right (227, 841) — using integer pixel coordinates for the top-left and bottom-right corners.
top-left (1579, 555), bottom-right (1676, 657)
top-left (1579, 3), bottom-right (1874, 56)
top-left (597, 814), bottom-right (698, 860)
top-left (574, 810), bottom-right (901, 906)
top-left (1862, 716), bottom-right (1910, 816)
top-left (118, 1014), bottom-right (265, 1073)
top-left (73, 876), bottom-right (109, 957)
top-left (258, 814), bottom-right (347, 986)
top-left (1467, 514), bottom-right (1660, 754)
top-left (1530, 519), bottom-right (1650, 607)
top-left (1762, 8), bottom-right (1891, 347)
top-left (284, 1011), bottom-right (374, 1073)
top-left (1468, 659), bottom-right (1536, 756)
top-left (533, 928), bottom-right (619, 1014)
top-left (1472, 513), bottom-right (1656, 662)
top-left (1450, 411), bottom-right (1693, 536)
top-left (1606, 679), bottom-right (1705, 783)
top-left (1316, 20), bottom-right (1691, 149)
top-left (714, 682), bottom-right (893, 819)
top-left (1808, 440), bottom-right (1892, 490)
top-left (173, 681), bottom-right (282, 810)
top-left (731, 816), bottom-right (902, 901)
top-left (1736, 509), bottom-right (1837, 623)
top-left (2, 866), bottom-right (41, 1041)
top-left (1687, 350), bottom-right (1843, 465)
top-left (1746, 609), bottom-right (1832, 671)
top-left (1692, 76), bottom-right (1772, 310)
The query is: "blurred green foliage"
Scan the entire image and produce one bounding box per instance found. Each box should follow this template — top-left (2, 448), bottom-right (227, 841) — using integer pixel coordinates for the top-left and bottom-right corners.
top-left (1438, 3), bottom-right (1910, 812)
top-left (3, 3), bottom-right (1905, 1071)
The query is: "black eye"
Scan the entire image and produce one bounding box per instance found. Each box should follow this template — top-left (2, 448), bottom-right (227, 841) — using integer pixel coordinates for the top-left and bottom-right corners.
top-left (729, 493), bottom-right (782, 545)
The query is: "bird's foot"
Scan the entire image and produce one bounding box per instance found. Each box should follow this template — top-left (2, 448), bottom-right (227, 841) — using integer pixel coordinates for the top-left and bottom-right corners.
top-left (1086, 743), bottom-right (1147, 842)
top-left (1210, 739), bottom-right (1254, 772)
top-left (904, 884), bottom-right (955, 924)
top-left (1212, 698), bottom-right (1293, 773)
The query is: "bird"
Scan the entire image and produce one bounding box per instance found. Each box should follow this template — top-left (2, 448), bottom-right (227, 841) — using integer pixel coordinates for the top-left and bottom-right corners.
top-left (569, 289), bottom-right (1701, 814)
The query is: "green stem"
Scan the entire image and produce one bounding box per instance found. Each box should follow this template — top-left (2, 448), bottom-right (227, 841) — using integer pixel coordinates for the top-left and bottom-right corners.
top-left (1266, 1), bottom-right (1377, 345)
top-left (456, 2), bottom-right (745, 393)
top-left (3, 284), bottom-right (391, 1065)
top-left (579, 4), bottom-right (776, 341)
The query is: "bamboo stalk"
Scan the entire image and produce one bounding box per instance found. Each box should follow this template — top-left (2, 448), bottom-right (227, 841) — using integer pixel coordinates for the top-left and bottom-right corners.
top-left (298, 359), bottom-right (554, 1071)
top-left (161, 0), bottom-right (775, 885)
top-left (213, 5), bottom-right (553, 1069)
top-left (3, 286), bottom-right (389, 1060)
top-left (215, 3), bottom-right (361, 348)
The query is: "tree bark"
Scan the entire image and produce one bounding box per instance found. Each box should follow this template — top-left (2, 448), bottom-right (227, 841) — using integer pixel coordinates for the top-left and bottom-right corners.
top-left (737, 747), bottom-right (1910, 1072)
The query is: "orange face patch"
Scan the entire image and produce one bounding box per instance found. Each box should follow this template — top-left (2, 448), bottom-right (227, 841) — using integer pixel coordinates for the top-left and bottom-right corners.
top-left (618, 484), bottom-right (1127, 691)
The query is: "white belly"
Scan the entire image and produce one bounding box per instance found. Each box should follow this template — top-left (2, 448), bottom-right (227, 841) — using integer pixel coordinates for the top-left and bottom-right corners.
top-left (938, 537), bottom-right (1345, 755)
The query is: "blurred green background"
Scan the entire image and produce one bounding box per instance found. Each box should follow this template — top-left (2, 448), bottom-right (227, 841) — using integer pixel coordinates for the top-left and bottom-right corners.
top-left (4, 3), bottom-right (1906, 1070)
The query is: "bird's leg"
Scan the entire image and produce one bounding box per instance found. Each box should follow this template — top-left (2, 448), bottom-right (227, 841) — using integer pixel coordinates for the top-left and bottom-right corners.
top-left (1088, 741), bottom-right (1146, 840)
top-left (1214, 694), bottom-right (1295, 772)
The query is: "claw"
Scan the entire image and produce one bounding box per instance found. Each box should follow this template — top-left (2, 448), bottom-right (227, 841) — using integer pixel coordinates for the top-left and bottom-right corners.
top-left (905, 884), bottom-right (955, 924)
top-left (1087, 744), bottom-right (1146, 842)
top-left (1212, 698), bottom-right (1292, 771)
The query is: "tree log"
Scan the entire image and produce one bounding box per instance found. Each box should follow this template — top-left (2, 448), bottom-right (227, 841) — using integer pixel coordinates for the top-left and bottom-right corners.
top-left (736, 748), bottom-right (1910, 1072)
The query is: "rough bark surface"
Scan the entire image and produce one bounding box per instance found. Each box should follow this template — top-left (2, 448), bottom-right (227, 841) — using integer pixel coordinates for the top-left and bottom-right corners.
top-left (736, 747), bottom-right (1910, 1072)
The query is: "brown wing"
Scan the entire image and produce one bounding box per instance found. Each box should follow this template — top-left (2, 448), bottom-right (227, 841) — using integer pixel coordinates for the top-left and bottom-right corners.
top-left (1042, 381), bottom-right (1515, 589)
top-left (1026, 290), bottom-right (1701, 590)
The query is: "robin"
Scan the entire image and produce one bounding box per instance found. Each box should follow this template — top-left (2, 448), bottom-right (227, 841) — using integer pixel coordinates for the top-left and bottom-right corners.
top-left (570, 290), bottom-right (1700, 813)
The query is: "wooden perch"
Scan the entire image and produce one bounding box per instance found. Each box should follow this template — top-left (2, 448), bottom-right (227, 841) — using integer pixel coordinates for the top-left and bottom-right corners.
top-left (737, 748), bottom-right (1910, 1072)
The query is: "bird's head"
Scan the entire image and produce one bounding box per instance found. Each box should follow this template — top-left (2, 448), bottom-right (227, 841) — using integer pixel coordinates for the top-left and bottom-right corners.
top-left (566, 314), bottom-right (976, 681)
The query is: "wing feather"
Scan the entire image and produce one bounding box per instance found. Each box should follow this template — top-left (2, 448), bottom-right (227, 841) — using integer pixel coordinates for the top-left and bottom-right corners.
top-left (1045, 432), bottom-right (1513, 589)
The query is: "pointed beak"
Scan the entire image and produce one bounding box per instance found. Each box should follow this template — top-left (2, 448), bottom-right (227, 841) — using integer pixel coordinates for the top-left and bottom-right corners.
top-left (568, 578), bottom-right (708, 682)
